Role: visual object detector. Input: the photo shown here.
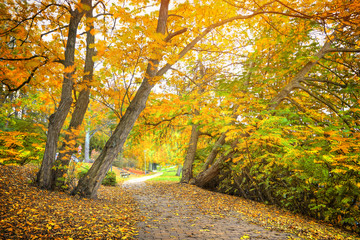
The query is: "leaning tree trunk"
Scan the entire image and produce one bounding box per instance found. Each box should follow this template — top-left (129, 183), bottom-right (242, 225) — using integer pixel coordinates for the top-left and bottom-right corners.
top-left (194, 151), bottom-right (235, 187)
top-left (180, 124), bottom-right (200, 183)
top-left (52, 3), bottom-right (95, 189)
top-left (36, 1), bottom-right (89, 189)
top-left (193, 38), bottom-right (333, 188)
top-left (72, 77), bottom-right (155, 198)
top-left (71, 0), bottom-right (170, 198)
top-left (201, 132), bottom-right (226, 172)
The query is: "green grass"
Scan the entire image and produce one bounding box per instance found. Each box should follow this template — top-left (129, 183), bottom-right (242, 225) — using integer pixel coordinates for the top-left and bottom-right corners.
top-left (147, 167), bottom-right (181, 182)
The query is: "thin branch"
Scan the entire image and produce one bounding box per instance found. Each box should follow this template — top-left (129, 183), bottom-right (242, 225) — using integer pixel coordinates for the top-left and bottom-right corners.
top-left (199, 131), bottom-right (212, 137)
top-left (168, 14), bottom-right (184, 18)
top-left (303, 77), bottom-right (347, 88)
top-left (164, 28), bottom-right (188, 42)
top-left (326, 48), bottom-right (360, 53)
top-left (301, 80), bottom-right (352, 108)
top-left (94, 13), bottom-right (113, 18)
top-left (2, 60), bottom-right (48, 92)
top-left (316, 62), bottom-right (347, 85)
top-left (0, 3), bottom-right (71, 37)
top-left (144, 112), bottom-right (188, 127)
top-left (274, 0), bottom-right (312, 18)
top-left (298, 85), bottom-right (352, 128)
top-left (41, 25), bottom-right (69, 38)
top-left (0, 55), bottom-right (46, 61)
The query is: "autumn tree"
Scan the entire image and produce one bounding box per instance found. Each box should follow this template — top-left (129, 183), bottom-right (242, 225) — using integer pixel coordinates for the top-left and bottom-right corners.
top-left (0, 1), bottom-right (78, 166)
top-left (72, 0), bottom-right (347, 198)
top-left (187, 2), bottom-right (360, 231)
top-left (36, 0), bottom-right (93, 189)
top-left (51, 0), bottom-right (96, 189)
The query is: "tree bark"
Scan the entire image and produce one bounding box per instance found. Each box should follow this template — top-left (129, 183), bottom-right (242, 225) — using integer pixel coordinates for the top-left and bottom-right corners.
top-left (72, 76), bottom-right (155, 198)
top-left (84, 129), bottom-right (90, 162)
top-left (36, 1), bottom-right (89, 189)
top-left (176, 165), bottom-right (182, 176)
top-left (71, 0), bottom-right (170, 198)
top-left (201, 132), bottom-right (226, 171)
top-left (194, 151), bottom-right (235, 187)
top-left (180, 124), bottom-right (200, 183)
top-left (51, 2), bottom-right (95, 189)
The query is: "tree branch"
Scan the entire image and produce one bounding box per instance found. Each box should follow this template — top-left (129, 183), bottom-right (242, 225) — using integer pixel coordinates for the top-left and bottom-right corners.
top-left (144, 112), bottom-right (188, 127)
top-left (0, 55), bottom-right (46, 61)
top-left (164, 28), bottom-right (188, 42)
top-left (303, 77), bottom-right (347, 88)
top-left (41, 25), bottom-right (69, 38)
top-left (298, 85), bottom-right (352, 128)
top-left (326, 48), bottom-right (360, 53)
top-left (156, 10), bottom-right (314, 77)
top-left (2, 60), bottom-right (48, 92)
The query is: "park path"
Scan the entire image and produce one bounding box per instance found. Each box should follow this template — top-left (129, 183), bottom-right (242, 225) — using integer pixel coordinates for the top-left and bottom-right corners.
top-left (124, 181), bottom-right (303, 240)
top-left (123, 172), bottom-right (163, 184)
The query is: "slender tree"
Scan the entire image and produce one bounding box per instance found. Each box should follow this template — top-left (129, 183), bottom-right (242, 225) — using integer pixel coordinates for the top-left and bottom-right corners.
top-left (51, 1), bottom-right (96, 189)
top-left (37, 0), bottom-right (91, 189)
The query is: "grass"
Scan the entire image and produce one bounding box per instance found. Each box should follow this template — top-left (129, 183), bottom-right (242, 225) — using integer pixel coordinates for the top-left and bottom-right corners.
top-left (147, 167), bottom-right (181, 182)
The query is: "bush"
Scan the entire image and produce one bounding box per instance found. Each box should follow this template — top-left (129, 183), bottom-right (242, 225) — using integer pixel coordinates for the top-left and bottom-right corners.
top-left (102, 171), bottom-right (117, 186)
top-left (0, 119), bottom-right (46, 165)
top-left (213, 115), bottom-right (360, 234)
top-left (77, 168), bottom-right (117, 186)
top-left (77, 167), bottom-right (89, 179)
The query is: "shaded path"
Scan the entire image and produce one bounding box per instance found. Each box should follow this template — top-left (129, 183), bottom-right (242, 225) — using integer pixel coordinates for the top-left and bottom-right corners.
top-left (126, 182), bottom-right (302, 240)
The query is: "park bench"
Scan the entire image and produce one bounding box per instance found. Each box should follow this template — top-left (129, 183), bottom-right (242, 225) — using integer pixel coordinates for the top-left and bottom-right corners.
top-left (120, 172), bottom-right (130, 178)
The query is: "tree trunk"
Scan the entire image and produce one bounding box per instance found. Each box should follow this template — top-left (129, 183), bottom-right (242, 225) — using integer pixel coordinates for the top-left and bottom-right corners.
top-left (52, 2), bottom-right (95, 189)
top-left (72, 78), bottom-right (154, 198)
top-left (201, 132), bottom-right (226, 171)
top-left (180, 124), bottom-right (200, 183)
top-left (84, 130), bottom-right (90, 162)
top-left (71, 0), bottom-right (170, 198)
top-left (149, 162), bottom-right (153, 171)
top-left (36, 1), bottom-right (89, 189)
top-left (194, 151), bottom-right (234, 187)
top-left (176, 165), bottom-right (182, 176)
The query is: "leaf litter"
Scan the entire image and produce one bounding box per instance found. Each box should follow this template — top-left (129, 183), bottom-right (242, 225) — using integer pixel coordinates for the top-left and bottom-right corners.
top-left (129, 181), bottom-right (359, 240)
top-left (1, 165), bottom-right (359, 239)
top-left (0, 165), bottom-right (139, 239)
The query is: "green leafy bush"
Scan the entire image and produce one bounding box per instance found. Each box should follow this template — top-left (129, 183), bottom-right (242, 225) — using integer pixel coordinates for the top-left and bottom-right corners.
top-left (0, 119), bottom-right (46, 165)
top-left (77, 167), bottom-right (89, 180)
top-left (78, 168), bottom-right (117, 186)
top-left (102, 171), bottom-right (117, 186)
top-left (211, 114), bottom-right (360, 234)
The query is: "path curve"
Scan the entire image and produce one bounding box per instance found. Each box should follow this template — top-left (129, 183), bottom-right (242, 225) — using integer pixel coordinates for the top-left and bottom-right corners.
top-left (123, 172), bottom-right (163, 185)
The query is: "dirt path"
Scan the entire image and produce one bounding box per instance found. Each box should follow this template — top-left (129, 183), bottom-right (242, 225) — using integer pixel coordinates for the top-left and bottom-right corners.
top-left (126, 182), bottom-right (302, 240)
top-left (123, 172), bottom-right (163, 185)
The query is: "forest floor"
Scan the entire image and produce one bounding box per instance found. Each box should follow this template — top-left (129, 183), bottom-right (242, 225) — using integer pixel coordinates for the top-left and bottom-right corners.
top-left (125, 181), bottom-right (359, 240)
top-left (0, 164), bottom-right (359, 240)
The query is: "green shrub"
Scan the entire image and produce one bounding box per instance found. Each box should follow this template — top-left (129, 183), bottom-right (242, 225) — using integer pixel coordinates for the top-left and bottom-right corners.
top-left (78, 168), bottom-right (117, 186)
top-left (77, 168), bottom-right (89, 179)
top-left (0, 119), bottom-right (46, 165)
top-left (213, 115), bottom-right (360, 234)
top-left (102, 171), bottom-right (117, 186)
